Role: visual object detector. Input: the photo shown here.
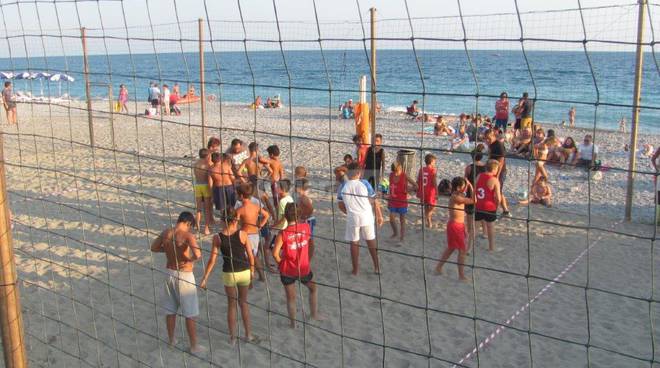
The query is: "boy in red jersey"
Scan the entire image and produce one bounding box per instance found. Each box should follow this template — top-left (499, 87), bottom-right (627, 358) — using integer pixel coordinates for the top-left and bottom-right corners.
top-left (273, 203), bottom-right (322, 328)
top-left (388, 161), bottom-right (416, 245)
top-left (475, 160), bottom-right (501, 252)
top-left (435, 177), bottom-right (475, 281)
top-left (417, 153), bottom-right (438, 228)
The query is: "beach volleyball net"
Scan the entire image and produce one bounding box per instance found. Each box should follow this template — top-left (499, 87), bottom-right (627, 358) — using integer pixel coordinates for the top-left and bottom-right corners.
top-left (1, 0), bottom-right (659, 367)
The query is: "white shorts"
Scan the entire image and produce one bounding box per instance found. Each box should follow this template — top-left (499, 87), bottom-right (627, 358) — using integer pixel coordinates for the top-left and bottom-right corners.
top-left (345, 223), bottom-right (376, 242)
top-left (161, 269), bottom-right (199, 318)
top-left (248, 233), bottom-right (260, 256)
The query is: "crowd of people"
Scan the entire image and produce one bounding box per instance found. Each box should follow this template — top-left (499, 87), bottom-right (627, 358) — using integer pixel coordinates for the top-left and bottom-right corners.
top-left (152, 137), bottom-right (324, 352)
top-left (152, 125), bottom-right (525, 352)
top-left (148, 90), bottom-right (658, 354)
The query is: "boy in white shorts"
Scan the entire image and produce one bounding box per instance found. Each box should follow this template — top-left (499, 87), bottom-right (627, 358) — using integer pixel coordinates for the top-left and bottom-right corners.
top-left (338, 162), bottom-right (384, 275)
top-left (150, 211), bottom-right (203, 353)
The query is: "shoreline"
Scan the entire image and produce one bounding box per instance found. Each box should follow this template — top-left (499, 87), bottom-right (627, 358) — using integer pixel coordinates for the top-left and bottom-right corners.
top-left (15, 97), bottom-right (657, 137)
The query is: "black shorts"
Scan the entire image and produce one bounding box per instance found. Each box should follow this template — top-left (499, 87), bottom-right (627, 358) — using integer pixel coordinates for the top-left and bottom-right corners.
top-left (213, 185), bottom-right (236, 212)
top-left (475, 210), bottom-right (497, 223)
top-left (465, 204), bottom-right (475, 215)
top-left (280, 271), bottom-right (313, 286)
top-left (514, 118), bottom-right (521, 130)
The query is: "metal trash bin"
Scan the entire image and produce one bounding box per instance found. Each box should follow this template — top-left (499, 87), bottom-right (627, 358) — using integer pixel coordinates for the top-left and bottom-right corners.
top-left (397, 149), bottom-right (417, 180)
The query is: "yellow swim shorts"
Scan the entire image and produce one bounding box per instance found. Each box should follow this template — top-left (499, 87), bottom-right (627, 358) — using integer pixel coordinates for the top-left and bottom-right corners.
top-left (222, 269), bottom-right (251, 287)
top-left (194, 184), bottom-right (211, 198)
top-left (521, 117), bottom-right (533, 130)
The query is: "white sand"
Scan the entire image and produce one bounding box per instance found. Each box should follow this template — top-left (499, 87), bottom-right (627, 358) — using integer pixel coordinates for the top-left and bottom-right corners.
top-left (4, 100), bottom-right (659, 367)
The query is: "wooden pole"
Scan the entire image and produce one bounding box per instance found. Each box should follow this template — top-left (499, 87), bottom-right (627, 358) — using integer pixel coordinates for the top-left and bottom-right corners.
top-left (624, 0), bottom-right (647, 221)
top-left (81, 27), bottom-right (95, 147)
top-left (369, 8), bottom-right (377, 146)
top-left (0, 133), bottom-right (27, 368)
top-left (108, 85), bottom-right (115, 150)
top-left (198, 18), bottom-right (206, 148)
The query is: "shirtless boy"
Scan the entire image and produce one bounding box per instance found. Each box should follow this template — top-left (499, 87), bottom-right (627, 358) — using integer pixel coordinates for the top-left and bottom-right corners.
top-left (235, 183), bottom-right (270, 281)
top-left (435, 177), bottom-right (475, 281)
top-left (193, 148), bottom-right (213, 235)
top-left (150, 211), bottom-right (203, 352)
top-left (263, 145), bottom-right (286, 210)
top-left (210, 152), bottom-right (236, 215)
top-left (237, 142), bottom-right (264, 183)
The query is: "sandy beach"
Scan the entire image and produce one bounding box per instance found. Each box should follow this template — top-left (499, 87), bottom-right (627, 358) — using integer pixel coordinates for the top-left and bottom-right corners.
top-left (4, 99), bottom-right (658, 367)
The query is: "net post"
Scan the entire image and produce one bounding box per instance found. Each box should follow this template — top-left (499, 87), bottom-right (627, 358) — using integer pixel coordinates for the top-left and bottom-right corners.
top-left (108, 84), bottom-right (116, 150)
top-left (0, 133), bottom-right (27, 368)
top-left (81, 27), bottom-right (95, 148)
top-left (369, 7), bottom-right (377, 145)
top-left (198, 18), bottom-right (206, 148)
top-left (624, 0), bottom-right (647, 221)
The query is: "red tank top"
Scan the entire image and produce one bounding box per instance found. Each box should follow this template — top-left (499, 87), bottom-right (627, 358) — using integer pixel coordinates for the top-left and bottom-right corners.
top-left (388, 172), bottom-right (408, 208)
top-left (279, 223), bottom-right (311, 277)
top-left (417, 166), bottom-right (437, 199)
top-left (475, 173), bottom-right (497, 212)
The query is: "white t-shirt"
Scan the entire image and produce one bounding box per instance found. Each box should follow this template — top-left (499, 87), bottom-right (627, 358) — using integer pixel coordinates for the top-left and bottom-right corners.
top-left (274, 195), bottom-right (294, 230)
top-left (578, 143), bottom-right (598, 159)
top-left (230, 149), bottom-right (250, 167)
top-left (337, 179), bottom-right (375, 227)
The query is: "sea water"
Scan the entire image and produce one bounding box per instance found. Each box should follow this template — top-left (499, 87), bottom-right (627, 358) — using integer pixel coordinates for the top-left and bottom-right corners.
top-left (1, 49), bottom-right (658, 132)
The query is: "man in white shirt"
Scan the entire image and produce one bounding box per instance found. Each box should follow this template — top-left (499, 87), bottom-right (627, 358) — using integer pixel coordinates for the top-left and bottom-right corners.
top-left (338, 162), bottom-right (384, 275)
top-left (150, 83), bottom-right (161, 110)
top-left (226, 139), bottom-right (249, 176)
top-left (573, 134), bottom-right (599, 170)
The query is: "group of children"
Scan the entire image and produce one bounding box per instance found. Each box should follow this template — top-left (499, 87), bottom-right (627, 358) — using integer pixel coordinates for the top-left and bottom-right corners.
top-left (156, 129), bottom-right (522, 352)
top-left (382, 151), bottom-right (507, 282)
top-left (332, 131), bottom-right (511, 284)
top-left (154, 136), bottom-right (322, 352)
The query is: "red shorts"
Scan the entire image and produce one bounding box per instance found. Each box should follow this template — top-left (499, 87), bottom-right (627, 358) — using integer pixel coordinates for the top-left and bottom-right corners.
top-left (418, 188), bottom-right (437, 206)
top-left (446, 221), bottom-right (466, 251)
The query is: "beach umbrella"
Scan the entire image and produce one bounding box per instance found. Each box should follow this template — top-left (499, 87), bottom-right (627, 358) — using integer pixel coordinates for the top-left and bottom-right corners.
top-left (14, 72), bottom-right (34, 91)
top-left (14, 72), bottom-right (31, 80)
top-left (35, 72), bottom-right (52, 96)
top-left (49, 73), bottom-right (74, 82)
top-left (0, 72), bottom-right (13, 79)
top-left (49, 73), bottom-right (75, 96)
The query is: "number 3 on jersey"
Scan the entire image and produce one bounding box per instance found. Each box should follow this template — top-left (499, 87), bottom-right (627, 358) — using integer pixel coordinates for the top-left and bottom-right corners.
top-left (476, 188), bottom-right (486, 199)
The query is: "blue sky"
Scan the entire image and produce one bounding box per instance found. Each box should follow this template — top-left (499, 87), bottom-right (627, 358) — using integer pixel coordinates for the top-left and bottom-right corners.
top-left (0, 0), bottom-right (653, 56)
